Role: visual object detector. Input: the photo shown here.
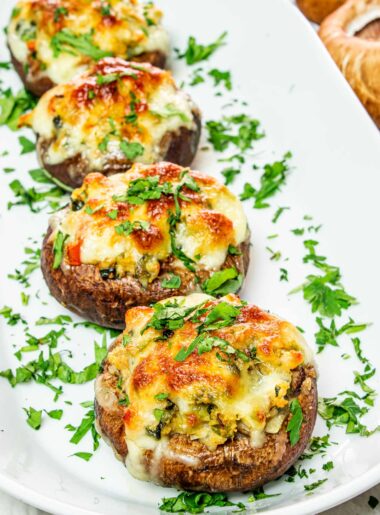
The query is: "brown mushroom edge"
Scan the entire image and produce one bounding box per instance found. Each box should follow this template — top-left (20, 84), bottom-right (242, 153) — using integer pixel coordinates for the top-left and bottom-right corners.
top-left (41, 227), bottom-right (250, 330)
top-left (94, 362), bottom-right (317, 492)
top-left (36, 110), bottom-right (202, 189)
top-left (9, 48), bottom-right (167, 97)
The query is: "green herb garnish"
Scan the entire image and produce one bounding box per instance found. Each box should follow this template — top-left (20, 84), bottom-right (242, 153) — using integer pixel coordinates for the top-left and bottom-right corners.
top-left (208, 69), bottom-right (232, 90)
top-left (52, 231), bottom-right (68, 269)
top-left (239, 153), bottom-right (292, 209)
top-left (286, 398), bottom-right (303, 446)
top-left (54, 6), bottom-right (68, 22)
top-left (120, 140), bottom-right (144, 160)
top-left (18, 135), bottom-right (35, 154)
top-left (51, 29), bottom-right (113, 60)
top-left (0, 88), bottom-right (37, 130)
top-left (23, 406), bottom-right (42, 430)
top-left (159, 491), bottom-right (244, 514)
top-left (178, 32), bottom-right (227, 65)
top-left (202, 267), bottom-right (242, 296)
top-left (161, 274), bottom-right (182, 289)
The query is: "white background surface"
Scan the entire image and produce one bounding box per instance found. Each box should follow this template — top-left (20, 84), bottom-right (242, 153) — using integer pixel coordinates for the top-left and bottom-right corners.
top-left (1, 0), bottom-right (380, 514)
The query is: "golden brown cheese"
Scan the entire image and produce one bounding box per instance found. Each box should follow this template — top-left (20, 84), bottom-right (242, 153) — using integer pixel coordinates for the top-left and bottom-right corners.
top-left (8, 0), bottom-right (169, 85)
top-left (29, 59), bottom-right (197, 168)
top-left (96, 293), bottom-right (314, 479)
top-left (49, 162), bottom-right (249, 280)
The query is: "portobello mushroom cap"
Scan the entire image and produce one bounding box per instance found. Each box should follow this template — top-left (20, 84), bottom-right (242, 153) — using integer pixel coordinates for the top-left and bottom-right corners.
top-left (94, 293), bottom-right (318, 492)
top-left (7, 0), bottom-right (169, 96)
top-left (41, 162), bottom-right (251, 329)
top-left (29, 58), bottom-right (201, 188)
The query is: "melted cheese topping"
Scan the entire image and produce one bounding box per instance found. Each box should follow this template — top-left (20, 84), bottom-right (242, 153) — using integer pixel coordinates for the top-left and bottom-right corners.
top-left (7, 0), bottom-right (169, 85)
top-left (95, 293), bottom-right (315, 481)
top-left (29, 58), bottom-right (197, 168)
top-left (50, 162), bottom-right (249, 279)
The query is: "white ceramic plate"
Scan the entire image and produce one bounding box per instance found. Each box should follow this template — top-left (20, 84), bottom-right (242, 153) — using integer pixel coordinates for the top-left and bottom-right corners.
top-left (1, 0), bottom-right (380, 514)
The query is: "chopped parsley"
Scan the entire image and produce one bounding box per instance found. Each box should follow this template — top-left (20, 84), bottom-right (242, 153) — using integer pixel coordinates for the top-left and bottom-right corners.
top-left (201, 267), bottom-right (242, 296)
top-left (100, 2), bottom-right (112, 16)
top-left (0, 87), bottom-right (37, 130)
top-left (159, 491), bottom-right (244, 514)
top-left (114, 220), bottom-right (150, 236)
top-left (23, 407), bottom-right (42, 430)
top-left (322, 461), bottom-right (334, 471)
top-left (300, 434), bottom-right (335, 460)
top-left (46, 409), bottom-right (63, 420)
top-left (315, 317), bottom-right (369, 353)
top-left (206, 114), bottom-right (264, 153)
top-left (208, 69), bottom-right (232, 90)
top-left (221, 167), bottom-right (240, 185)
top-left (150, 103), bottom-right (190, 122)
top-left (178, 32), bottom-right (227, 65)
top-left (29, 167), bottom-right (73, 193)
top-left (272, 206), bottom-right (289, 223)
top-left (52, 231), bottom-right (68, 269)
top-left (53, 6), bottom-right (68, 22)
top-left (290, 240), bottom-right (357, 318)
top-left (189, 68), bottom-right (205, 86)
top-left (304, 479), bottom-right (328, 492)
top-left (174, 301), bottom-right (243, 362)
top-left (118, 395), bottom-right (130, 407)
top-left (8, 246), bottom-right (41, 287)
top-left (318, 393), bottom-right (379, 435)
top-left (161, 274), bottom-right (182, 289)
top-left (51, 29), bottom-right (113, 60)
top-left (239, 153), bottom-right (292, 209)
top-left (155, 392), bottom-right (169, 401)
top-left (248, 487), bottom-right (281, 502)
top-left (72, 452), bottom-right (93, 461)
top-left (227, 244), bottom-right (241, 256)
top-left (96, 70), bottom-right (137, 85)
top-left (0, 306), bottom-right (25, 326)
top-left (280, 268), bottom-right (288, 281)
top-left (286, 398), bottom-right (303, 446)
top-left (18, 135), bottom-right (36, 154)
top-left (7, 179), bottom-right (67, 213)
top-left (69, 408), bottom-right (99, 450)
top-left (143, 301), bottom-right (199, 334)
top-left (120, 140), bottom-right (144, 160)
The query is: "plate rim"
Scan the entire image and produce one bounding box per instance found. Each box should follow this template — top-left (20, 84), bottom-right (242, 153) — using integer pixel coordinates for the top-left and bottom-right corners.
top-left (2, 463), bottom-right (380, 515)
top-left (1, 0), bottom-right (380, 513)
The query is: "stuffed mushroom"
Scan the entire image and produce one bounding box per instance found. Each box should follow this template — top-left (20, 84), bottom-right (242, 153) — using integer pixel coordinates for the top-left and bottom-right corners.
top-left (7, 0), bottom-right (169, 96)
top-left (95, 292), bottom-right (317, 492)
top-left (24, 58), bottom-right (201, 188)
top-left (41, 162), bottom-right (251, 329)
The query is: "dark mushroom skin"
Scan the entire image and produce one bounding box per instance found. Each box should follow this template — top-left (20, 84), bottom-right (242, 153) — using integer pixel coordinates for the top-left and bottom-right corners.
top-left (29, 58), bottom-right (201, 188)
top-left (41, 227), bottom-right (250, 329)
top-left (7, 0), bottom-right (169, 96)
top-left (36, 111), bottom-right (202, 189)
top-left (41, 162), bottom-right (251, 329)
top-left (10, 49), bottom-right (167, 98)
top-left (94, 294), bottom-right (318, 492)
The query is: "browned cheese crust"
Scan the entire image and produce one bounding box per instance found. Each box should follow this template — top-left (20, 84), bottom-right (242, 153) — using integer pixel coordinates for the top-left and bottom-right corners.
top-left (7, 0), bottom-right (169, 96)
top-left (94, 296), bottom-right (317, 492)
top-left (41, 162), bottom-right (251, 329)
top-left (95, 365), bottom-right (317, 492)
top-left (30, 58), bottom-right (202, 188)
